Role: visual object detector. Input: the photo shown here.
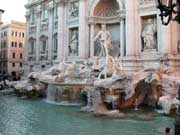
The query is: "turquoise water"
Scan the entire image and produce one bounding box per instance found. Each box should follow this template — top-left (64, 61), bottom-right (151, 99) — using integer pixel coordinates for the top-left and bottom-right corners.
top-left (0, 95), bottom-right (175, 135)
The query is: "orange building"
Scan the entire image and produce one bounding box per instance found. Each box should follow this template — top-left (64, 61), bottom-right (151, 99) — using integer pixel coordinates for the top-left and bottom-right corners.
top-left (0, 21), bottom-right (26, 77)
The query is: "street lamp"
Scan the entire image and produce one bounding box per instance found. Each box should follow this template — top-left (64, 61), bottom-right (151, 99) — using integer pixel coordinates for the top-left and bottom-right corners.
top-left (157, 0), bottom-right (180, 25)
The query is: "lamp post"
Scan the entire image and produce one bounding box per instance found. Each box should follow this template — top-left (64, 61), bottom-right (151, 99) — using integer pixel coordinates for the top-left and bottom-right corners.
top-left (157, 0), bottom-right (180, 25)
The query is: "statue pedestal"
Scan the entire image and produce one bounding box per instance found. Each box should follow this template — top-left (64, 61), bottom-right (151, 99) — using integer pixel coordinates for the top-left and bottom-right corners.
top-left (141, 49), bottom-right (162, 69)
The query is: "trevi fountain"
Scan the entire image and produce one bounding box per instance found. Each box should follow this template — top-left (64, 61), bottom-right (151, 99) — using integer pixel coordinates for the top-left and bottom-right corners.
top-left (1, 0), bottom-right (180, 135)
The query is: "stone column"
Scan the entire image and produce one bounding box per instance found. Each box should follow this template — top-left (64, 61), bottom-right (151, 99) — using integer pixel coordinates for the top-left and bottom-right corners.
top-left (90, 23), bottom-right (95, 58)
top-left (160, 21), bottom-right (180, 54)
top-left (125, 0), bottom-right (136, 56)
top-left (25, 11), bottom-right (30, 62)
top-left (171, 22), bottom-right (180, 54)
top-left (57, 0), bottom-right (65, 61)
top-left (63, 5), bottom-right (68, 59)
top-left (120, 18), bottom-right (125, 57)
top-left (47, 1), bottom-right (54, 61)
top-left (79, 0), bottom-right (88, 59)
top-left (159, 20), bottom-right (171, 54)
top-left (35, 6), bottom-right (41, 61)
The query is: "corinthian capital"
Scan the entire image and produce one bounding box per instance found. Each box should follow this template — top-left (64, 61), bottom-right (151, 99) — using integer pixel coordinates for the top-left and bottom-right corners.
top-left (55, 0), bottom-right (68, 5)
top-left (48, 1), bottom-right (54, 11)
top-left (36, 5), bottom-right (41, 17)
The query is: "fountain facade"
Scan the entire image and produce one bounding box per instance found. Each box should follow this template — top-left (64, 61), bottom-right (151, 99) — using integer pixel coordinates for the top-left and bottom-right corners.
top-left (17, 0), bottom-right (180, 116)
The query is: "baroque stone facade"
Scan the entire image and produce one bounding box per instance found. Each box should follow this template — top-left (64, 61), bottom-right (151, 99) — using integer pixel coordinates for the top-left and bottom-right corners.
top-left (25, 0), bottom-right (180, 74)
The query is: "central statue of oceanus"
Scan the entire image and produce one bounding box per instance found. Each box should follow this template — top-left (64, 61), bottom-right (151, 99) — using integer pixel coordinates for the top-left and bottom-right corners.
top-left (93, 25), bottom-right (113, 57)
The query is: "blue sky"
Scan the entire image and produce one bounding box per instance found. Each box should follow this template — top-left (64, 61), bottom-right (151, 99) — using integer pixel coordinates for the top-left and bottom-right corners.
top-left (0, 0), bottom-right (27, 23)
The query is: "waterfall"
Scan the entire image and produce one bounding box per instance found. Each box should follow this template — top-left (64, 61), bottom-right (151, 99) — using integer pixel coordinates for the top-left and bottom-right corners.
top-left (86, 91), bottom-right (93, 108)
top-left (134, 98), bottom-right (139, 111)
top-left (46, 84), bottom-right (81, 106)
top-left (112, 100), bottom-right (115, 110)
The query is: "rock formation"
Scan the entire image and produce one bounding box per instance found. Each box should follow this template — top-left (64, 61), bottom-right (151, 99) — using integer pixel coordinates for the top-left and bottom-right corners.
top-left (14, 55), bottom-right (180, 115)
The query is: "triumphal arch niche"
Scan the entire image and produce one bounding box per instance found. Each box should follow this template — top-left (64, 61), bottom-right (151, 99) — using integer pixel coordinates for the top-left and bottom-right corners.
top-left (89, 0), bottom-right (125, 58)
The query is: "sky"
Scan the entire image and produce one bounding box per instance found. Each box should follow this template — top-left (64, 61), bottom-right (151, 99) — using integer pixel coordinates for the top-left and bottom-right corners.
top-left (0, 0), bottom-right (27, 23)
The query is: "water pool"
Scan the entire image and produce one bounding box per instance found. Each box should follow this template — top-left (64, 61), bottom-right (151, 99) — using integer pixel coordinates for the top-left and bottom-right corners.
top-left (0, 95), bottom-right (174, 135)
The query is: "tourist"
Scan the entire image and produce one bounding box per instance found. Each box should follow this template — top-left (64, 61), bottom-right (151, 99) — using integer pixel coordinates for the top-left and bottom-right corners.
top-left (164, 127), bottom-right (171, 135)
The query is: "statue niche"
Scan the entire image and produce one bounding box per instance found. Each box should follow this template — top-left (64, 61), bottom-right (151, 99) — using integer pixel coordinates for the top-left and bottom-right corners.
top-left (68, 28), bottom-right (79, 56)
top-left (141, 18), bottom-right (157, 51)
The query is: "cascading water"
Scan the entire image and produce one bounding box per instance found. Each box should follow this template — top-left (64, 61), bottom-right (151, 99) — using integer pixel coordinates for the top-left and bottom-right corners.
top-left (134, 98), bottom-right (139, 111)
top-left (46, 84), bottom-right (82, 106)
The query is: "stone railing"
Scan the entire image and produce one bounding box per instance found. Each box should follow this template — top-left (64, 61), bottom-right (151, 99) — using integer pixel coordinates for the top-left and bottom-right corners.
top-left (139, 0), bottom-right (155, 5)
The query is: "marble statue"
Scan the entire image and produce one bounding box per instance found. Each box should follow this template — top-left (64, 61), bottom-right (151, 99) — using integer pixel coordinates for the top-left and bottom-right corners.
top-left (94, 25), bottom-right (113, 57)
top-left (157, 96), bottom-right (180, 114)
top-left (142, 19), bottom-right (157, 50)
top-left (69, 2), bottom-right (79, 18)
top-left (55, 61), bottom-right (77, 82)
top-left (97, 55), bottom-right (114, 79)
top-left (69, 30), bottom-right (78, 55)
top-left (112, 58), bottom-right (125, 80)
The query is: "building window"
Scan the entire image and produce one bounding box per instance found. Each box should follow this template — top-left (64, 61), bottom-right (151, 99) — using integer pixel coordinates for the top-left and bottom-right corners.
top-left (53, 34), bottom-right (58, 53)
top-left (28, 39), bottom-right (35, 54)
top-left (42, 40), bottom-right (46, 53)
top-left (12, 31), bottom-right (14, 36)
top-left (30, 11), bottom-right (35, 24)
top-left (12, 63), bottom-right (15, 67)
top-left (22, 33), bottom-right (24, 38)
top-left (40, 36), bottom-right (48, 54)
top-left (15, 42), bottom-right (17, 47)
top-left (4, 31), bottom-right (7, 37)
top-left (42, 8), bottom-right (48, 20)
top-left (19, 32), bottom-right (21, 37)
top-left (19, 42), bottom-right (23, 48)
top-left (15, 32), bottom-right (17, 37)
top-left (54, 5), bottom-right (58, 18)
top-left (19, 63), bottom-right (22, 67)
top-left (3, 51), bottom-right (6, 59)
top-left (3, 41), bottom-right (6, 48)
top-left (20, 53), bottom-right (23, 59)
top-left (12, 52), bottom-right (16, 58)
top-left (11, 42), bottom-right (14, 47)
top-left (1, 41), bottom-right (2, 48)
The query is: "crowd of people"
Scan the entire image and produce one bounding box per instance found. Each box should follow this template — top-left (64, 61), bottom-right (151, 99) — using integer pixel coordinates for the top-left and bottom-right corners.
top-left (0, 73), bottom-right (21, 90)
